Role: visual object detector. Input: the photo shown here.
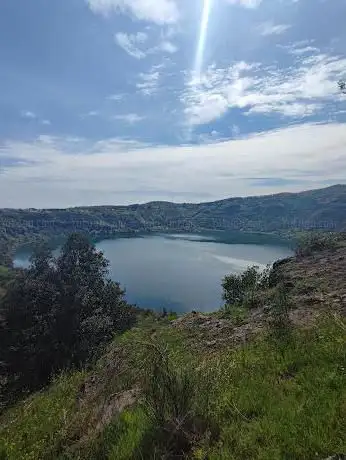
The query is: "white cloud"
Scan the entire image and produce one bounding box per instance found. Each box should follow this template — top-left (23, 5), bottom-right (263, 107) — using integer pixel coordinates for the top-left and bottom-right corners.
top-left (81, 110), bottom-right (100, 118)
top-left (258, 22), bottom-right (291, 37)
top-left (182, 53), bottom-right (346, 125)
top-left (115, 31), bottom-right (177, 59)
top-left (113, 113), bottom-right (144, 123)
top-left (86, 0), bottom-right (179, 24)
top-left (278, 41), bottom-right (320, 55)
top-left (1, 123), bottom-right (346, 207)
top-left (107, 94), bottom-right (125, 101)
top-left (21, 111), bottom-right (36, 119)
top-left (21, 111), bottom-right (51, 126)
top-left (115, 32), bottom-right (148, 59)
top-left (159, 41), bottom-right (177, 53)
top-left (136, 66), bottom-right (162, 95)
top-left (225, 0), bottom-right (262, 8)
top-left (289, 46), bottom-right (320, 55)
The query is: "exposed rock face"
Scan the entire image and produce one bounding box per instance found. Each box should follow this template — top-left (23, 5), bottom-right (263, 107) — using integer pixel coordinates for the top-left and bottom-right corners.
top-left (171, 245), bottom-right (346, 349)
top-left (274, 246), bottom-right (346, 316)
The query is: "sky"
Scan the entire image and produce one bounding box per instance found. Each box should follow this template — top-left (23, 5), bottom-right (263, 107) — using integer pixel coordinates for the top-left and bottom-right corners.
top-left (1, 0), bottom-right (346, 208)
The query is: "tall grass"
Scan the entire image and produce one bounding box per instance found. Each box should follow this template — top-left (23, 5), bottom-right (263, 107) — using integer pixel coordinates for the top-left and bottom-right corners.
top-left (1, 315), bottom-right (345, 459)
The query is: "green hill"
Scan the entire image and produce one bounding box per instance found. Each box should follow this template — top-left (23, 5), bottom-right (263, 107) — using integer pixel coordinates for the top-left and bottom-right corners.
top-left (1, 184), bottom-right (346, 265)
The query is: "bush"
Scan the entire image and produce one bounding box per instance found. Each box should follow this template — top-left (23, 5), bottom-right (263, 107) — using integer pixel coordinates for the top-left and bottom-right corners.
top-left (267, 284), bottom-right (292, 341)
top-left (222, 265), bottom-right (270, 310)
top-left (222, 304), bottom-right (249, 325)
top-left (295, 232), bottom-right (338, 257)
top-left (139, 344), bottom-right (218, 459)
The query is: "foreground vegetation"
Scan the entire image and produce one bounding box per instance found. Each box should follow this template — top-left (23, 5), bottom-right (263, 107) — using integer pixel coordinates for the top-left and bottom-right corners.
top-left (0, 313), bottom-right (345, 459)
top-left (0, 231), bottom-right (345, 459)
top-left (0, 234), bottom-right (138, 408)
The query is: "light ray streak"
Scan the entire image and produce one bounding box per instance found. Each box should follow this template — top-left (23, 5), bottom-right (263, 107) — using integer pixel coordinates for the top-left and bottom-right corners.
top-left (194, 0), bottom-right (213, 83)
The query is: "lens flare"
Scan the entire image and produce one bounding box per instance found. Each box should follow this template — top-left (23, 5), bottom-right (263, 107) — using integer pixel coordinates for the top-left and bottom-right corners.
top-left (194, 0), bottom-right (213, 82)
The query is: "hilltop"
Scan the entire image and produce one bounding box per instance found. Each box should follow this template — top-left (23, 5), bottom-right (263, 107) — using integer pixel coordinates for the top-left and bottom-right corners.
top-left (0, 236), bottom-right (345, 459)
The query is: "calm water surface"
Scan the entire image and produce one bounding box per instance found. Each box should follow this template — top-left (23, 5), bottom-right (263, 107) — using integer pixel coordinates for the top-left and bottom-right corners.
top-left (14, 234), bottom-right (293, 313)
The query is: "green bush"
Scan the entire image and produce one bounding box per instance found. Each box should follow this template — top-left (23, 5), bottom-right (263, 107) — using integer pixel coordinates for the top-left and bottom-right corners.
top-left (295, 232), bottom-right (339, 257)
top-left (222, 265), bottom-right (271, 310)
top-left (138, 344), bottom-right (218, 459)
top-left (267, 284), bottom-right (292, 341)
top-left (222, 304), bottom-right (249, 325)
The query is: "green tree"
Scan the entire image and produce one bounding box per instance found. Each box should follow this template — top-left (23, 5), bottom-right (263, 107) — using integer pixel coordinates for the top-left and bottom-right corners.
top-left (0, 233), bottom-right (137, 404)
top-left (0, 248), bottom-right (61, 396)
top-left (55, 233), bottom-right (109, 365)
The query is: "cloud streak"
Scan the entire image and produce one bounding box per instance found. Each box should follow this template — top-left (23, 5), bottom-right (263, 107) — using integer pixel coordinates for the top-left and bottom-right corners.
top-left (258, 22), bottom-right (291, 37)
top-left (113, 113), bottom-right (144, 123)
top-left (225, 0), bottom-right (262, 8)
top-left (86, 0), bottom-right (179, 24)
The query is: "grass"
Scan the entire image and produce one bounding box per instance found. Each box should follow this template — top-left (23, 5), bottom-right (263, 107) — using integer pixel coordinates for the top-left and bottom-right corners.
top-left (89, 407), bottom-right (148, 460)
top-left (0, 371), bottom-right (86, 460)
top-left (221, 304), bottom-right (250, 325)
top-left (0, 315), bottom-right (345, 459)
top-left (204, 318), bottom-right (346, 459)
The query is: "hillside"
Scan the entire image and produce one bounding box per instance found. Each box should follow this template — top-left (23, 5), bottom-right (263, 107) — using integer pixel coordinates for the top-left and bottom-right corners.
top-left (1, 184), bottom-right (345, 265)
top-left (1, 240), bottom-right (345, 459)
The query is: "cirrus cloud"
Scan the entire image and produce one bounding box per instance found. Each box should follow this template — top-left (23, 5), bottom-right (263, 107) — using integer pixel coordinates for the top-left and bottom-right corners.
top-left (182, 52), bottom-right (346, 126)
top-left (86, 0), bottom-right (179, 24)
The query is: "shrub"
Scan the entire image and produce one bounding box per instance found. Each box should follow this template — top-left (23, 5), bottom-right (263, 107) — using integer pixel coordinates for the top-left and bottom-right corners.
top-left (295, 232), bottom-right (338, 257)
top-left (222, 304), bottom-right (249, 325)
top-left (222, 265), bottom-right (270, 310)
top-left (139, 344), bottom-right (218, 459)
top-left (267, 284), bottom-right (292, 341)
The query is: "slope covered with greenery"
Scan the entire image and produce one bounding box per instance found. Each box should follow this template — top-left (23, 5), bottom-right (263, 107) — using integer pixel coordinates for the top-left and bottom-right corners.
top-left (0, 233), bottom-right (345, 459)
top-left (0, 313), bottom-right (345, 459)
top-left (1, 184), bottom-right (346, 265)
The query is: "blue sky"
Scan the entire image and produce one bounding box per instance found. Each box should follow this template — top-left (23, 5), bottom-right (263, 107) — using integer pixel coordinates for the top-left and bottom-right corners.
top-left (1, 0), bottom-right (346, 207)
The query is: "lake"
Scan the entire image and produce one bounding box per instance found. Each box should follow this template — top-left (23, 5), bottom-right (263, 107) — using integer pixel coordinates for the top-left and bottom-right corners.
top-left (14, 233), bottom-right (293, 313)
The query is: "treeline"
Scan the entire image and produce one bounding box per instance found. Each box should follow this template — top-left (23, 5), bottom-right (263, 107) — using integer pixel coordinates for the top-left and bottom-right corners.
top-left (0, 233), bottom-right (138, 408)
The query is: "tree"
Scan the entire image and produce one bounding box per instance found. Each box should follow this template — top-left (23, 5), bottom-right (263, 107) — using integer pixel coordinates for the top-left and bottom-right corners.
top-left (0, 247), bottom-right (61, 395)
top-left (55, 233), bottom-right (110, 365)
top-left (0, 233), bottom-right (137, 403)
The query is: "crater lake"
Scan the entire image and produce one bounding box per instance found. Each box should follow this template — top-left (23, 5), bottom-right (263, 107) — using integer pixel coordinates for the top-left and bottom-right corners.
top-left (14, 232), bottom-right (293, 313)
